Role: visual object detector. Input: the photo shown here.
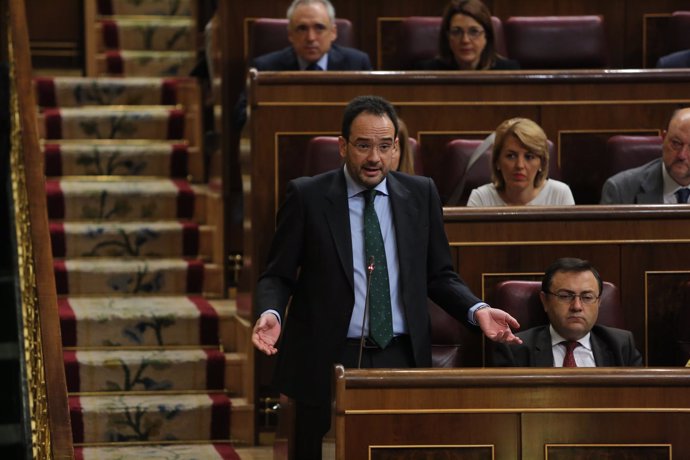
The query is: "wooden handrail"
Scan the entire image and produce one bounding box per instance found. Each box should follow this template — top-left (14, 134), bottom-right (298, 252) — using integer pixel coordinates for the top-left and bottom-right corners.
top-left (5, 0), bottom-right (73, 458)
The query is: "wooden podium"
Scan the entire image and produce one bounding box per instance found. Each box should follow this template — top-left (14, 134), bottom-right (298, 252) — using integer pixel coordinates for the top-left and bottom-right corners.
top-left (333, 365), bottom-right (690, 459)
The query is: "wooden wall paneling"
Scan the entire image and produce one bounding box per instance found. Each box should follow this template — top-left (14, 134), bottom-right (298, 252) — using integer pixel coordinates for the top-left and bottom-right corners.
top-left (25, 0), bottom-right (82, 70)
top-left (559, 129), bottom-right (660, 204)
top-left (645, 272), bottom-right (690, 366)
top-left (523, 413), bottom-right (680, 459)
top-left (620, 244), bottom-right (690, 366)
top-left (643, 14), bottom-right (673, 68)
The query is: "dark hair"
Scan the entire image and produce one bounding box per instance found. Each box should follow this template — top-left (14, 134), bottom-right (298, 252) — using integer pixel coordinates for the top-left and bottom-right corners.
top-left (341, 95), bottom-right (399, 140)
top-left (438, 0), bottom-right (497, 70)
top-left (541, 258), bottom-right (603, 296)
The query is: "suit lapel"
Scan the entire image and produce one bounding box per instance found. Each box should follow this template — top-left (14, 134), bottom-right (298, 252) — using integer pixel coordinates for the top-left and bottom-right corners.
top-left (636, 159), bottom-right (664, 203)
top-left (590, 330), bottom-right (613, 366)
top-left (324, 170), bottom-right (354, 290)
top-left (283, 48), bottom-right (300, 70)
top-left (534, 327), bottom-right (555, 366)
top-left (327, 46), bottom-right (345, 70)
top-left (387, 174), bottom-right (416, 293)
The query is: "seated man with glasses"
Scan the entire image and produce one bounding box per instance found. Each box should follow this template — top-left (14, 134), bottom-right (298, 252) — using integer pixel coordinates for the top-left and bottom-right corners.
top-left (601, 107), bottom-right (690, 204)
top-left (418, 0), bottom-right (519, 70)
top-left (492, 257), bottom-right (643, 367)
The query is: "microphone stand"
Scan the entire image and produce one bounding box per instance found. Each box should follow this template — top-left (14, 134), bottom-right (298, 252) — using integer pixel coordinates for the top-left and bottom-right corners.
top-left (358, 256), bottom-right (375, 369)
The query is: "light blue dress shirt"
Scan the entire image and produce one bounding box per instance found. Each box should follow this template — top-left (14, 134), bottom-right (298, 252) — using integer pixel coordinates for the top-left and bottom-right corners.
top-left (343, 167), bottom-right (407, 338)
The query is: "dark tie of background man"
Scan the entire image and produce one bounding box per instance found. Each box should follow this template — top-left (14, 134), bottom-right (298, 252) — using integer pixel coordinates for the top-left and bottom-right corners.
top-left (675, 188), bottom-right (690, 203)
top-left (363, 189), bottom-right (394, 348)
top-left (305, 62), bottom-right (322, 71)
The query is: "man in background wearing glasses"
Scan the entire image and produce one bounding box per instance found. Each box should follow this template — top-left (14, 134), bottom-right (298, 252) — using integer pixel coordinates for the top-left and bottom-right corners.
top-left (492, 257), bottom-right (643, 367)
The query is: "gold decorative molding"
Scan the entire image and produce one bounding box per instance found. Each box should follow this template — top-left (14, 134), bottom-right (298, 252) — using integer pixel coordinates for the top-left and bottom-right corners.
top-left (7, 12), bottom-right (52, 458)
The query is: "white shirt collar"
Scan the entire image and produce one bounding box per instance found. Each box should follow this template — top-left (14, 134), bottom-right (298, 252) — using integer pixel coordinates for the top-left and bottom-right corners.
top-left (343, 165), bottom-right (388, 199)
top-left (297, 53), bottom-right (329, 71)
top-left (549, 324), bottom-right (592, 351)
top-left (661, 161), bottom-right (690, 203)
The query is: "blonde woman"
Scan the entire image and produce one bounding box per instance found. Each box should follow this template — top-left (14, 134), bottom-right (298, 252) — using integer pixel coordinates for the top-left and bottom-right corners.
top-left (467, 117), bottom-right (575, 206)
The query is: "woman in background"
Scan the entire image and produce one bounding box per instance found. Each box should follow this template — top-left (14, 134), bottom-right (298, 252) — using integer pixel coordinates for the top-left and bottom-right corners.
top-left (467, 117), bottom-right (575, 206)
top-left (394, 117), bottom-right (416, 174)
top-left (419, 0), bottom-right (519, 71)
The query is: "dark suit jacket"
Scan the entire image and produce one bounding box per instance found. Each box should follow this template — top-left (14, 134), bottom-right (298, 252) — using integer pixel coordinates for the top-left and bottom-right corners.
top-left (491, 324), bottom-right (643, 367)
top-left (234, 44), bottom-right (372, 128)
top-left (656, 49), bottom-right (690, 68)
top-left (252, 43), bottom-right (371, 71)
top-left (416, 56), bottom-right (520, 70)
top-left (600, 157), bottom-right (663, 204)
top-left (256, 169), bottom-right (481, 405)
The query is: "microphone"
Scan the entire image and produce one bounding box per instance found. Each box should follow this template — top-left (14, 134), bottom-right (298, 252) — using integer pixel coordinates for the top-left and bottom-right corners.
top-left (358, 256), bottom-right (375, 369)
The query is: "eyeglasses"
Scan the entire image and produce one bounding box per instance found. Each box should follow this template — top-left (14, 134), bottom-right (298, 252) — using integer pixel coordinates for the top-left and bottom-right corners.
top-left (448, 27), bottom-right (485, 40)
top-left (544, 291), bottom-right (600, 305)
top-left (291, 23), bottom-right (330, 36)
top-left (348, 140), bottom-right (395, 155)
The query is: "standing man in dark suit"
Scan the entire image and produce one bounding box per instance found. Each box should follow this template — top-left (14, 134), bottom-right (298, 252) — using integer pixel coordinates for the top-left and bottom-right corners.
top-left (252, 95), bottom-right (523, 460)
top-left (492, 258), bottom-right (643, 367)
top-left (600, 107), bottom-right (690, 204)
top-left (234, 0), bottom-right (372, 128)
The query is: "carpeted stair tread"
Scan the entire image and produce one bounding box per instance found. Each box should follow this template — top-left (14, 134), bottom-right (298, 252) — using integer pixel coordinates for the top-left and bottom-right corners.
top-left (39, 106), bottom-right (186, 141)
top-left (46, 178), bottom-right (196, 221)
top-left (97, 17), bottom-right (195, 52)
top-left (59, 296), bottom-right (226, 347)
top-left (43, 142), bottom-right (189, 177)
top-left (70, 393), bottom-right (231, 443)
top-left (50, 221), bottom-right (207, 258)
top-left (34, 76), bottom-right (184, 108)
top-left (75, 443), bottom-right (239, 460)
top-left (65, 348), bottom-right (225, 392)
top-left (97, 50), bottom-right (196, 77)
top-left (54, 258), bottom-right (211, 296)
top-left (97, 0), bottom-right (193, 17)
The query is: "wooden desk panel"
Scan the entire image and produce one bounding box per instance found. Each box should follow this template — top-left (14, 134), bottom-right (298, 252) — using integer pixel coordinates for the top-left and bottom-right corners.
top-left (335, 367), bottom-right (690, 460)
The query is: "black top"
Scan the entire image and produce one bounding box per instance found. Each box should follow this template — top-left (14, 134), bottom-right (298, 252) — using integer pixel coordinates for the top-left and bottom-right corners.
top-left (417, 56), bottom-right (520, 70)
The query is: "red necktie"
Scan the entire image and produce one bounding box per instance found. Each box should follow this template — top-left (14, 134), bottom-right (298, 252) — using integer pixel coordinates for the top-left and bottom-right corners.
top-left (561, 341), bottom-right (580, 367)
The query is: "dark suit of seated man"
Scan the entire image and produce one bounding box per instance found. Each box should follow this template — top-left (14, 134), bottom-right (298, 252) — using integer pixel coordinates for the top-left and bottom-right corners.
top-left (234, 0), bottom-right (372, 128)
top-left (492, 258), bottom-right (643, 367)
top-left (600, 107), bottom-right (690, 204)
top-left (656, 49), bottom-right (690, 68)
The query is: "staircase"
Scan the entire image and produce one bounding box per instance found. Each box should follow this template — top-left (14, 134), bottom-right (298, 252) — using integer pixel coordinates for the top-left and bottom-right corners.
top-left (31, 1), bottom-right (254, 458)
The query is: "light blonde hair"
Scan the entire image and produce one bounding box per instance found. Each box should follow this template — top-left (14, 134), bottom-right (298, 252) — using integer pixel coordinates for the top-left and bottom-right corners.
top-left (491, 117), bottom-right (549, 191)
top-left (395, 118), bottom-right (416, 174)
